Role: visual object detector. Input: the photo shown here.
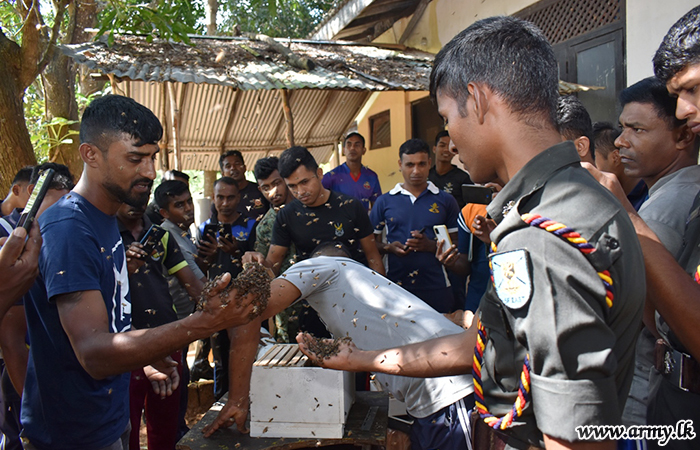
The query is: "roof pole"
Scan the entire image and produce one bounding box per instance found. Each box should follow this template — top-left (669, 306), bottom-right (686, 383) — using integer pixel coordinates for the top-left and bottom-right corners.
top-left (280, 89), bottom-right (295, 148)
top-left (167, 82), bottom-right (182, 170)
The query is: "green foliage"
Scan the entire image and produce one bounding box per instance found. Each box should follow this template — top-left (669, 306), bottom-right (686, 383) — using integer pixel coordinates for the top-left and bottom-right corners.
top-left (96, 0), bottom-right (204, 45)
top-left (219, 0), bottom-right (338, 38)
top-left (24, 81), bottom-right (111, 163)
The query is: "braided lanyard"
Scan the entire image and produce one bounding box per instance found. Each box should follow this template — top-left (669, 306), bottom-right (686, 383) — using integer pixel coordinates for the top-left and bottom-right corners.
top-left (472, 213), bottom-right (615, 430)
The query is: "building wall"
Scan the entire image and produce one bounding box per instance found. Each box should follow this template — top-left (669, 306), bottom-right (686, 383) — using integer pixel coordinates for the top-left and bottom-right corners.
top-left (363, 0), bottom-right (698, 186)
top-left (375, 0), bottom-right (698, 86)
top-left (353, 91), bottom-right (422, 190)
top-left (626, 0), bottom-right (697, 84)
top-left (374, 0), bottom-right (539, 53)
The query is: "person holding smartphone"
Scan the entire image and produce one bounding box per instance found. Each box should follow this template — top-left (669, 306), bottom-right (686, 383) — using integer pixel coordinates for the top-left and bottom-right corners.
top-left (197, 176), bottom-right (256, 399)
top-left (19, 95), bottom-right (257, 450)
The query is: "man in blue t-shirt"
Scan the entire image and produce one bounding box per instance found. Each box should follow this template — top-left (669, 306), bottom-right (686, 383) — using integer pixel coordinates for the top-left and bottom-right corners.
top-left (20, 95), bottom-right (258, 450)
top-left (322, 133), bottom-right (381, 211)
top-left (371, 139), bottom-right (460, 313)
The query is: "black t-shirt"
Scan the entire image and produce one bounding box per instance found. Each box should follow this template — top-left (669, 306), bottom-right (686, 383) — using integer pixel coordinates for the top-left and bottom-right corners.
top-left (428, 165), bottom-right (473, 209)
top-left (209, 181), bottom-right (269, 225)
top-left (238, 181), bottom-right (269, 223)
top-left (119, 218), bottom-right (185, 329)
top-left (272, 191), bottom-right (373, 262)
top-left (205, 214), bottom-right (257, 280)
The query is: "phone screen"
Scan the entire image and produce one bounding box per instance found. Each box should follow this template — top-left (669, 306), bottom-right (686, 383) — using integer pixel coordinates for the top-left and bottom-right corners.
top-left (17, 168), bottom-right (55, 231)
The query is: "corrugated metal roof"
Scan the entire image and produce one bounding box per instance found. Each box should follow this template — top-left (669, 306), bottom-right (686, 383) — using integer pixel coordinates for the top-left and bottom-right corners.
top-left (61, 35), bottom-right (431, 171)
top-left (61, 35), bottom-right (432, 91)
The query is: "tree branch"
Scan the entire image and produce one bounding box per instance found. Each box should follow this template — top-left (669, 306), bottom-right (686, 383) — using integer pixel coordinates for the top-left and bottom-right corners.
top-left (35, 0), bottom-right (69, 79)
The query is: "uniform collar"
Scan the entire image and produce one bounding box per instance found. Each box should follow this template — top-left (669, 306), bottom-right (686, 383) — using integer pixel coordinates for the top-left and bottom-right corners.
top-left (487, 141), bottom-right (581, 225)
top-left (389, 180), bottom-right (440, 196)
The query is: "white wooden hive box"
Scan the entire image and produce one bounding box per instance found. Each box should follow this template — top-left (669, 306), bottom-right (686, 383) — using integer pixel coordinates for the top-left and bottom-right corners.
top-left (250, 344), bottom-right (355, 439)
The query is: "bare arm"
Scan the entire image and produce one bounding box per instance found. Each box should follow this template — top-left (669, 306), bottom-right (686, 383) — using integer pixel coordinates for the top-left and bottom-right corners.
top-left (203, 320), bottom-right (260, 436)
top-left (374, 233), bottom-right (409, 257)
top-left (0, 305), bottom-right (29, 393)
top-left (583, 163), bottom-right (700, 360)
top-left (203, 278), bottom-right (303, 436)
top-left (56, 273), bottom-right (256, 380)
top-left (630, 214), bottom-right (700, 360)
top-left (266, 244), bottom-right (289, 276)
top-left (174, 265), bottom-right (204, 301)
top-left (298, 325), bottom-right (476, 378)
top-left (360, 234), bottom-right (385, 275)
top-left (0, 225), bottom-right (41, 321)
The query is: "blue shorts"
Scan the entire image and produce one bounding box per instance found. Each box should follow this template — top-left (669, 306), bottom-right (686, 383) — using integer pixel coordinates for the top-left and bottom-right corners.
top-left (409, 395), bottom-right (474, 450)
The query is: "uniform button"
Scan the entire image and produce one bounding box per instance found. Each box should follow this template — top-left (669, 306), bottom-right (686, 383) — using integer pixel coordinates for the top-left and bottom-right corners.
top-left (607, 238), bottom-right (620, 250)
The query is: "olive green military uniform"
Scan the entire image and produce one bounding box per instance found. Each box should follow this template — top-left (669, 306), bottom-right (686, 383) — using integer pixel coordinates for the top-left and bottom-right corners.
top-left (255, 206), bottom-right (301, 343)
top-left (647, 190), bottom-right (700, 450)
top-left (476, 142), bottom-right (645, 447)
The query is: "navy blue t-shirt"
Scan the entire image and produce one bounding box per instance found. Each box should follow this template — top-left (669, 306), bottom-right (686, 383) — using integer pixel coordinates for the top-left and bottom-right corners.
top-left (22, 192), bottom-right (131, 450)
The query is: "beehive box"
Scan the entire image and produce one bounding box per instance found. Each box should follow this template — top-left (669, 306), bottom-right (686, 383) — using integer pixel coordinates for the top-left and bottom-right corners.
top-left (250, 344), bottom-right (355, 439)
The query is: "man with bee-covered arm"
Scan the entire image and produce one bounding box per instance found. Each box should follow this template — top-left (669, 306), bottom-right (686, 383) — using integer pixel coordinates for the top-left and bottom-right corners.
top-left (203, 242), bottom-right (474, 450)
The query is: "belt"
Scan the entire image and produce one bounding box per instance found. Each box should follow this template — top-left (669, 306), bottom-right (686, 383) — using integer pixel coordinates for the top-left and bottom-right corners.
top-left (470, 411), bottom-right (543, 450)
top-left (654, 339), bottom-right (700, 394)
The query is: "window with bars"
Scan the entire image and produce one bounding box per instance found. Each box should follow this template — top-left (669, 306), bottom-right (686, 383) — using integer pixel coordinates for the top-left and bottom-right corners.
top-left (516, 0), bottom-right (625, 125)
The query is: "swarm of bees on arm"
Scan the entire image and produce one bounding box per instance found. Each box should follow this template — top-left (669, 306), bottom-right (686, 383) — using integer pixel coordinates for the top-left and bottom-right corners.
top-left (302, 334), bottom-right (353, 365)
top-left (196, 262), bottom-right (272, 319)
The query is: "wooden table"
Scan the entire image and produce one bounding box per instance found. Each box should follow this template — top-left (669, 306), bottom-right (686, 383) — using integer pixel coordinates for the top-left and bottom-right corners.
top-left (177, 391), bottom-right (389, 450)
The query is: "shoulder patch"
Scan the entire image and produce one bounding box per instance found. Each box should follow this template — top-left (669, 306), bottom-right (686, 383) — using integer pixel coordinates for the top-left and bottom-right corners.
top-left (490, 249), bottom-right (533, 309)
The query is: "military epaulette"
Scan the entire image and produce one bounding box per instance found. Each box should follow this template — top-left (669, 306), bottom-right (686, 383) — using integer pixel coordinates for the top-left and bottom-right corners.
top-left (474, 212), bottom-right (616, 431)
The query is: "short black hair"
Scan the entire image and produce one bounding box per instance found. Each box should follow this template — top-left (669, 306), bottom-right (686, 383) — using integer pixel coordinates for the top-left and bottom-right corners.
top-left (278, 146), bottom-right (318, 179)
top-left (310, 241), bottom-right (352, 258)
top-left (214, 176), bottom-right (239, 191)
top-left (557, 95), bottom-right (595, 158)
top-left (434, 130), bottom-right (449, 146)
top-left (343, 132), bottom-right (365, 147)
top-left (80, 95), bottom-right (163, 151)
top-left (30, 162), bottom-right (74, 191)
top-left (619, 77), bottom-right (684, 129)
top-left (253, 156), bottom-right (280, 182)
top-left (653, 6), bottom-right (700, 83)
top-left (592, 122), bottom-right (621, 159)
top-left (154, 180), bottom-right (190, 210)
top-left (430, 16), bottom-right (559, 129)
top-left (12, 166), bottom-right (34, 185)
top-left (219, 150), bottom-right (244, 171)
top-left (399, 139), bottom-right (430, 158)
top-left (164, 170), bottom-right (189, 182)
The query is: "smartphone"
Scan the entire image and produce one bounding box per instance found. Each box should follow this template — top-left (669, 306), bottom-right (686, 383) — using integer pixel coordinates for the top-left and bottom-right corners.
top-left (17, 168), bottom-right (55, 232)
top-left (139, 225), bottom-right (166, 258)
top-left (218, 223), bottom-right (233, 241)
top-left (433, 224), bottom-right (453, 252)
top-left (462, 184), bottom-right (493, 205)
top-left (202, 224), bottom-right (218, 242)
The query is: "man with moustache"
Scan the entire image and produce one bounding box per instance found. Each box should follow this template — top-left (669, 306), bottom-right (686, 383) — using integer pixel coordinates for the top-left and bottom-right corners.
top-left (299, 16), bottom-right (645, 449)
top-left (322, 132), bottom-right (381, 211)
top-left (219, 150), bottom-right (269, 223)
top-left (19, 95), bottom-right (256, 450)
top-left (251, 157), bottom-right (299, 342)
top-left (613, 77), bottom-right (699, 428)
top-left (117, 200), bottom-right (203, 450)
top-left (372, 138), bottom-right (460, 313)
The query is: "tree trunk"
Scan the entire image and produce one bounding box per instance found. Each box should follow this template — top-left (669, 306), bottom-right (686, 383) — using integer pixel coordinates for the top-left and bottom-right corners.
top-left (42, 0), bottom-right (99, 180)
top-left (42, 54), bottom-right (82, 178)
top-left (0, 35), bottom-right (37, 193)
top-left (206, 0), bottom-right (218, 35)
